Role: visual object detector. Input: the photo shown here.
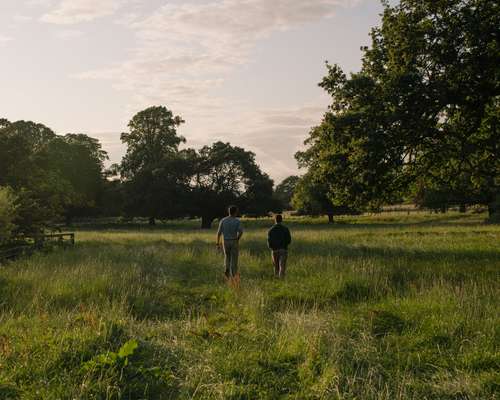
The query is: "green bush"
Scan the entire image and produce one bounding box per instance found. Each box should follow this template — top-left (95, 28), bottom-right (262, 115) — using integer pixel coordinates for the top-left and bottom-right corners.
top-left (0, 186), bottom-right (17, 244)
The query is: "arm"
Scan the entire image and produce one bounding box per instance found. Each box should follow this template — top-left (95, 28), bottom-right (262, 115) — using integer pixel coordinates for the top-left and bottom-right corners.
top-left (216, 220), bottom-right (223, 247)
top-left (286, 227), bottom-right (291, 246)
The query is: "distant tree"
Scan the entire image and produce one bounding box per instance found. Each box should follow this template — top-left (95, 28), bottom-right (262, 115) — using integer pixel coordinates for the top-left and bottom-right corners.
top-left (191, 142), bottom-right (275, 228)
top-left (41, 134), bottom-right (109, 223)
top-left (99, 179), bottom-right (125, 217)
top-left (120, 106), bottom-right (185, 177)
top-left (291, 173), bottom-right (349, 223)
top-left (0, 119), bottom-right (109, 231)
top-left (241, 171), bottom-right (279, 217)
top-left (119, 106), bottom-right (189, 225)
top-left (274, 176), bottom-right (300, 211)
top-left (0, 187), bottom-right (17, 244)
top-left (0, 120), bottom-right (56, 189)
top-left (299, 0), bottom-right (500, 219)
top-left (0, 119), bottom-right (63, 233)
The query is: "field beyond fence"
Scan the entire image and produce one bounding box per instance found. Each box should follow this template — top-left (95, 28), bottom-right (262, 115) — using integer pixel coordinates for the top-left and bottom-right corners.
top-left (0, 211), bottom-right (499, 399)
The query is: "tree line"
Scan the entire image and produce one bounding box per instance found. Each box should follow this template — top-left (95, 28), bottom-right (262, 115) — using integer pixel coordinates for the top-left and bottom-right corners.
top-left (1, 0), bottom-right (498, 244)
top-left (0, 106), bottom-right (282, 242)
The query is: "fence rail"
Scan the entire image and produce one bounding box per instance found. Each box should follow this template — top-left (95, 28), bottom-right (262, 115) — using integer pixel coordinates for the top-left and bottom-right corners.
top-left (0, 233), bottom-right (75, 263)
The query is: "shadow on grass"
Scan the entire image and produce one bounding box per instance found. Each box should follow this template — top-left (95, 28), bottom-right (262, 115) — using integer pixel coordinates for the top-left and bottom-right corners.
top-left (266, 280), bottom-right (386, 312)
top-left (242, 237), bottom-right (500, 266)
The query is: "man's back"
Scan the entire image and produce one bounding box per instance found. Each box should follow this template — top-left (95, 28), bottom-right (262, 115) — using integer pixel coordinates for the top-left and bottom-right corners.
top-left (218, 216), bottom-right (242, 240)
top-left (267, 223), bottom-right (291, 250)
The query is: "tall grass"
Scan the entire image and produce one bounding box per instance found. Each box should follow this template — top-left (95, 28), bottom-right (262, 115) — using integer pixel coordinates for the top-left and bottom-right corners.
top-left (0, 212), bottom-right (498, 399)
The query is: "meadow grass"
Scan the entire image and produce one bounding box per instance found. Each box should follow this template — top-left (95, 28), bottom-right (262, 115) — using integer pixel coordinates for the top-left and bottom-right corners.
top-left (0, 212), bottom-right (499, 399)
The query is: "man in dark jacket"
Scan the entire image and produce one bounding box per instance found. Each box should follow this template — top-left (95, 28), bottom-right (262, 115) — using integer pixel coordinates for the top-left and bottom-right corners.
top-left (267, 214), bottom-right (292, 278)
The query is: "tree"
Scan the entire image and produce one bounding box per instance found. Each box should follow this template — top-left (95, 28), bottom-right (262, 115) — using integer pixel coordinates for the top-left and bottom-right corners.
top-left (0, 120), bottom-right (56, 189)
top-left (120, 106), bottom-right (185, 178)
top-left (241, 171), bottom-right (279, 217)
top-left (0, 119), bottom-right (109, 232)
top-left (274, 176), bottom-right (300, 211)
top-left (119, 106), bottom-right (189, 225)
top-left (190, 142), bottom-right (275, 228)
top-left (291, 173), bottom-right (356, 223)
top-left (299, 0), bottom-right (499, 219)
top-left (42, 134), bottom-right (109, 223)
top-left (0, 187), bottom-right (17, 244)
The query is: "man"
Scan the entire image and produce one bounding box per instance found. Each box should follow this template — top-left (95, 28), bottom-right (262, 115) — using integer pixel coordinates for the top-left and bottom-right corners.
top-left (216, 205), bottom-right (243, 280)
top-left (267, 214), bottom-right (291, 278)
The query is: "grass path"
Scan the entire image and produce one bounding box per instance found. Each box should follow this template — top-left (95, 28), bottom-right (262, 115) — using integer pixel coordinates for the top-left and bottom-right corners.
top-left (0, 212), bottom-right (499, 399)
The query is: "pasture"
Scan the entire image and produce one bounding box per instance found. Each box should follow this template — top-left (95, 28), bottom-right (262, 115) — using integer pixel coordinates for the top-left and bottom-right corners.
top-left (0, 212), bottom-right (499, 399)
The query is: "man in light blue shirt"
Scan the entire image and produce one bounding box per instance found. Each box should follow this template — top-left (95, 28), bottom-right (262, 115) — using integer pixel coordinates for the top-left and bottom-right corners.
top-left (216, 205), bottom-right (243, 279)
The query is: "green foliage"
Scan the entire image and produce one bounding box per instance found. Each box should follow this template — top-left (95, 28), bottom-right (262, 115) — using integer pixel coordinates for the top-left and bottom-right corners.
top-left (119, 106), bottom-right (196, 223)
top-left (120, 106), bottom-right (185, 178)
top-left (0, 186), bottom-right (17, 243)
top-left (0, 119), bottom-right (108, 232)
top-left (118, 107), bottom-right (278, 226)
top-left (299, 0), bottom-right (500, 217)
top-left (83, 339), bottom-right (138, 370)
top-left (292, 173), bottom-right (358, 221)
top-left (192, 141), bottom-right (277, 226)
top-left (274, 175), bottom-right (299, 210)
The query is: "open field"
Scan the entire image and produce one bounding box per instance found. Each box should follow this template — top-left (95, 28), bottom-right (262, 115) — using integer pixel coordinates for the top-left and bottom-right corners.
top-left (0, 212), bottom-right (499, 399)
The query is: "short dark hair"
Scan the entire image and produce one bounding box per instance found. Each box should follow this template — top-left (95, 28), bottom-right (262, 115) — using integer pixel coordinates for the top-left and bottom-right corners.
top-left (275, 214), bottom-right (283, 223)
top-left (228, 205), bottom-right (238, 216)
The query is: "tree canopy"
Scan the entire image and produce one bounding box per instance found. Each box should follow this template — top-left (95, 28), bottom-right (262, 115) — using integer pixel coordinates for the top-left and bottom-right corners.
top-left (191, 141), bottom-right (276, 228)
top-left (298, 0), bottom-right (500, 217)
top-left (0, 119), bottom-right (108, 235)
top-left (117, 108), bottom-right (277, 228)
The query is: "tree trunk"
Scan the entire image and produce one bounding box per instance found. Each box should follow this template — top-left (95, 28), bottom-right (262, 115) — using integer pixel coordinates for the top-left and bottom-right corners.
top-left (327, 213), bottom-right (334, 224)
top-left (201, 215), bottom-right (215, 229)
top-left (149, 217), bottom-right (156, 226)
top-left (488, 195), bottom-right (499, 222)
top-left (459, 204), bottom-right (467, 213)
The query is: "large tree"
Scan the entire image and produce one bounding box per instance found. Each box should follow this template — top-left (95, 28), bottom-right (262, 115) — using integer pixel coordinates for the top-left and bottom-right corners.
top-left (190, 141), bottom-right (275, 228)
top-left (299, 0), bottom-right (500, 218)
top-left (119, 106), bottom-right (190, 224)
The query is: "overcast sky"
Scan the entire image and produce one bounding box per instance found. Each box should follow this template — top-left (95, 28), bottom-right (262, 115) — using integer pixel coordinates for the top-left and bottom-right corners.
top-left (1, 0), bottom-right (387, 183)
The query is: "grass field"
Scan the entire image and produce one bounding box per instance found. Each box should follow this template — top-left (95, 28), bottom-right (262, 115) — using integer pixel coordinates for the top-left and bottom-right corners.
top-left (0, 212), bottom-right (499, 399)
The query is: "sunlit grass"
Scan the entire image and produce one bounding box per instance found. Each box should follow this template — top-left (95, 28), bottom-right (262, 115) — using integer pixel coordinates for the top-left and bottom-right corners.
top-left (0, 212), bottom-right (499, 399)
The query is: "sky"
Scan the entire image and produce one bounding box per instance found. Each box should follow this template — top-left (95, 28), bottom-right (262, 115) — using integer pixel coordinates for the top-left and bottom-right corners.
top-left (0, 0), bottom-right (388, 183)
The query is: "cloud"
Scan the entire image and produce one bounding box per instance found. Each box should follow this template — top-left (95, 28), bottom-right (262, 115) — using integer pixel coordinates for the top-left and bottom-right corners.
top-left (25, 0), bottom-right (55, 7)
top-left (77, 0), bottom-right (350, 101)
top-left (13, 15), bottom-right (34, 22)
top-left (54, 29), bottom-right (84, 40)
top-left (40, 0), bottom-right (122, 24)
top-left (0, 35), bottom-right (14, 45)
top-left (74, 0), bottom-right (350, 179)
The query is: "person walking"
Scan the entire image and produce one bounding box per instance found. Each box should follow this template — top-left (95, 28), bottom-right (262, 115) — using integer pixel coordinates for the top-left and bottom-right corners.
top-left (267, 214), bottom-right (291, 278)
top-left (216, 205), bottom-right (244, 282)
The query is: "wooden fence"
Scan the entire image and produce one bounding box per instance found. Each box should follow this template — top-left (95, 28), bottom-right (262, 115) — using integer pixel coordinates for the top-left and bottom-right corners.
top-left (0, 233), bottom-right (75, 263)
